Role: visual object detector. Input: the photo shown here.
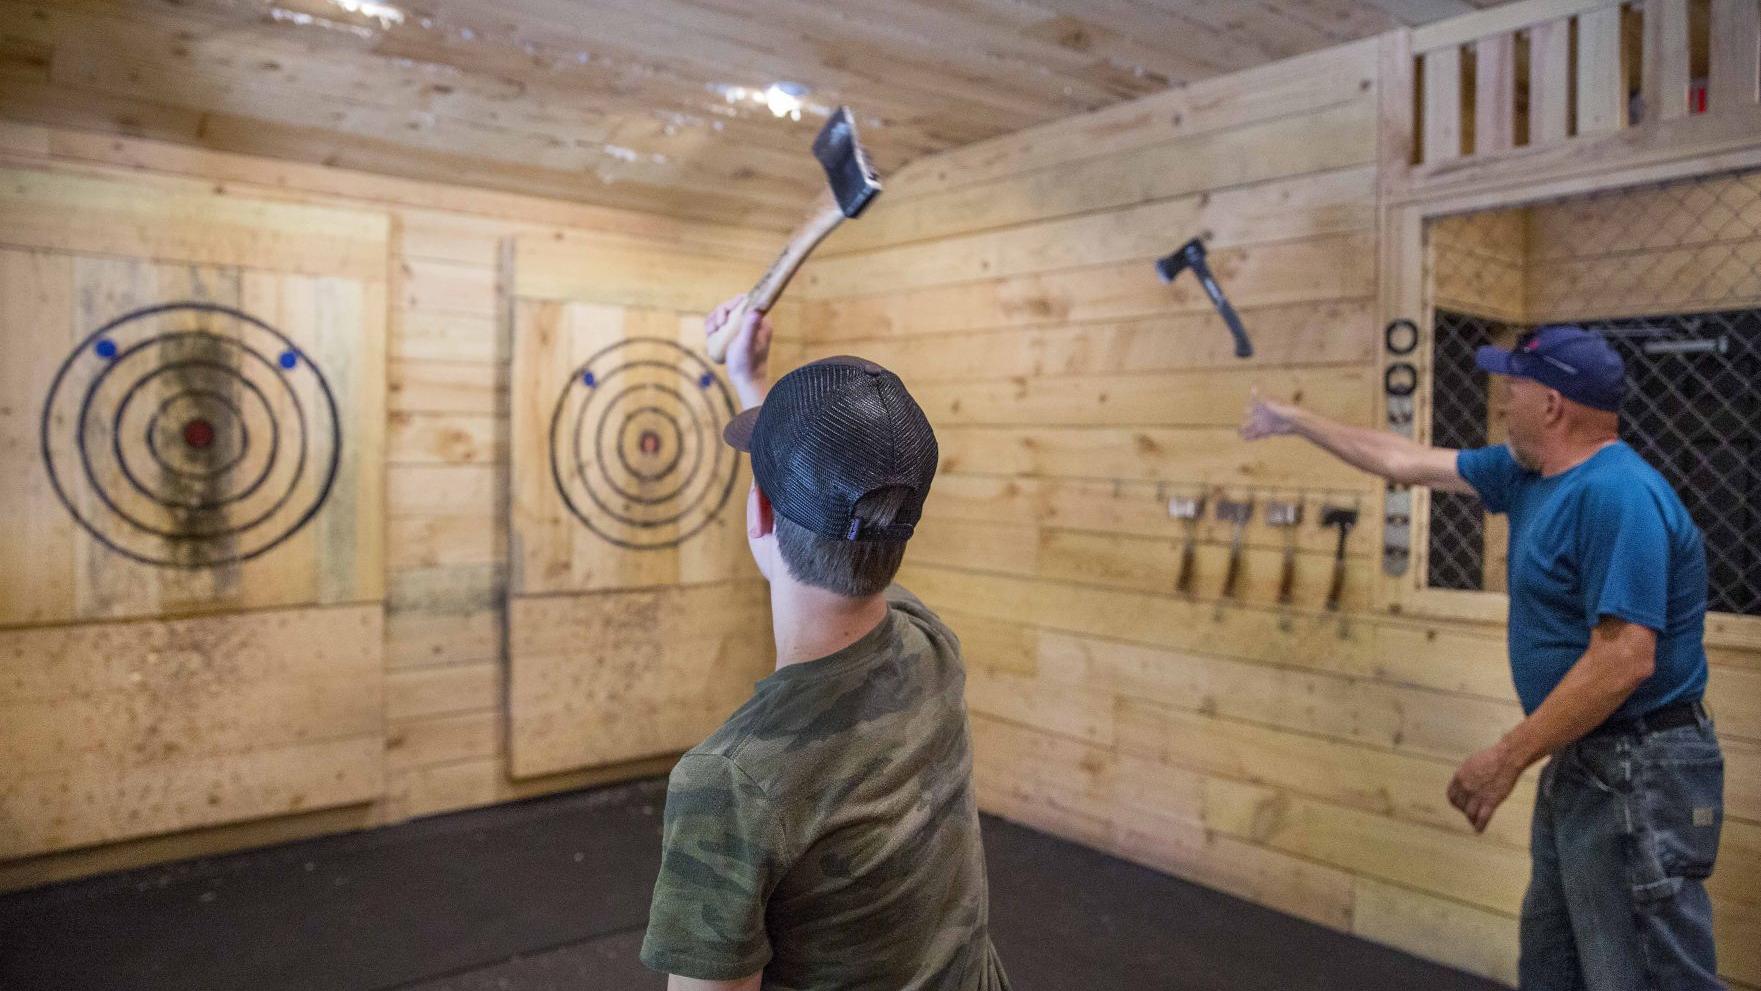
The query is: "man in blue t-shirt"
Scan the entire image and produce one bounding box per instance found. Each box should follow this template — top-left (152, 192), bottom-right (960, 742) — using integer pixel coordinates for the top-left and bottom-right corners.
top-left (1243, 325), bottom-right (1724, 989)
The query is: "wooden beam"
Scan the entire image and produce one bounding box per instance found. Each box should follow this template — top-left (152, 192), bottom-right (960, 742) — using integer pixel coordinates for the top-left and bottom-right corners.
top-left (1709, 0), bottom-right (1761, 111)
top-left (1412, 0), bottom-right (1621, 52)
top-left (1474, 34), bottom-right (1518, 153)
top-left (1528, 17), bottom-right (1575, 143)
top-left (1642, 0), bottom-right (1692, 122)
top-left (1575, 5), bottom-right (1630, 135)
top-left (1423, 46), bottom-right (1465, 163)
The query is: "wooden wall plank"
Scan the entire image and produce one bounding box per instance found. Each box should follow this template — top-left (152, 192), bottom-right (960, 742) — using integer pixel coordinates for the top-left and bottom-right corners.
top-left (1575, 6), bottom-right (1629, 135)
top-left (1423, 45), bottom-right (1465, 164)
top-left (909, 365), bottom-right (1373, 430)
top-left (1709, 0), bottom-right (1761, 112)
top-left (825, 99), bottom-right (1378, 255)
top-left (0, 249), bottom-right (76, 626)
top-left (935, 425), bottom-right (1378, 489)
top-left (1, 736), bottom-right (382, 862)
top-left (387, 412), bottom-right (502, 466)
top-left (389, 360), bottom-right (505, 416)
top-left (24, 127), bottom-right (783, 252)
top-left (806, 299), bottom-right (1375, 382)
top-left (802, 167), bottom-right (1377, 298)
top-left (0, 167), bottom-right (388, 280)
top-left (1529, 18), bottom-right (1574, 144)
top-left (881, 38), bottom-right (1380, 200)
top-left (386, 661), bottom-right (499, 722)
top-left (914, 520), bottom-right (1375, 614)
top-left (385, 710), bottom-right (500, 773)
top-left (384, 755), bottom-right (677, 824)
top-left (513, 232), bottom-right (756, 312)
top-left (387, 464), bottom-right (497, 520)
top-left (401, 258), bottom-right (496, 317)
top-left (1473, 34), bottom-right (1517, 154)
top-left (1352, 877), bottom-right (1520, 985)
top-left (384, 609), bottom-right (500, 670)
top-left (0, 604), bottom-right (382, 858)
top-left (1412, 0), bottom-right (1616, 52)
top-left (799, 233), bottom-right (1378, 343)
top-left (1642, 0), bottom-right (1692, 123)
top-left (507, 582), bottom-right (771, 778)
top-left (924, 474), bottom-right (1370, 556)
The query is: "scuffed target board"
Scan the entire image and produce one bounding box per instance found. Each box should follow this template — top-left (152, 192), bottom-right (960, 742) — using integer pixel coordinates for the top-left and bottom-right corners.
top-left (0, 169), bottom-right (387, 854)
top-left (510, 300), bottom-right (755, 593)
top-left (506, 231), bottom-right (776, 779)
top-left (1, 251), bottom-right (385, 625)
top-left (42, 302), bottom-right (341, 570)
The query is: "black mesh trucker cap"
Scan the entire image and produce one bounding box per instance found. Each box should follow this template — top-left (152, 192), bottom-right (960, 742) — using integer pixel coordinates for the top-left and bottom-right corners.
top-left (723, 356), bottom-right (937, 542)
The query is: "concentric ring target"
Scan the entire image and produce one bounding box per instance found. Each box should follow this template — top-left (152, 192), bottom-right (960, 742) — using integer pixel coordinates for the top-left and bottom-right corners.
top-left (40, 302), bottom-right (342, 568)
top-left (548, 338), bottom-right (739, 550)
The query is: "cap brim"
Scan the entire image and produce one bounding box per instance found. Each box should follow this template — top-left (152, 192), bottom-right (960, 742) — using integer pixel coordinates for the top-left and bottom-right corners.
top-left (1474, 345), bottom-right (1520, 376)
top-left (723, 406), bottom-right (761, 451)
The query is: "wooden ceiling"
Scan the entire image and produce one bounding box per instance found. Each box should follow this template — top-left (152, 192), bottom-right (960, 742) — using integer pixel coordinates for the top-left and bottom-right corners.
top-left (1, 0), bottom-right (1515, 228)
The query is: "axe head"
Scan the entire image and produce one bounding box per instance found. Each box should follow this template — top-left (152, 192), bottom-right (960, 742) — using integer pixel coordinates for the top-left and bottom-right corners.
top-left (813, 106), bottom-right (882, 219)
top-left (1154, 236), bottom-right (1208, 284)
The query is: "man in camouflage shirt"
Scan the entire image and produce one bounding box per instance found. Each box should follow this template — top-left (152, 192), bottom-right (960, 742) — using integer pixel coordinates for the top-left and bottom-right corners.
top-left (640, 300), bottom-right (1010, 991)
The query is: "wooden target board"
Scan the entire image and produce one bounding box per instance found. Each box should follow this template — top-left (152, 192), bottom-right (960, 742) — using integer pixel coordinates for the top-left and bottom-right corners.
top-left (0, 167), bottom-right (387, 855)
top-left (507, 232), bottom-right (774, 779)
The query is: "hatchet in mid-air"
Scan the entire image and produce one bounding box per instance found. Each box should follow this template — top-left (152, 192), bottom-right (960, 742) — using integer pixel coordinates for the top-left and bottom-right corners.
top-left (706, 106), bottom-right (882, 364)
top-left (1155, 237), bottom-right (1254, 359)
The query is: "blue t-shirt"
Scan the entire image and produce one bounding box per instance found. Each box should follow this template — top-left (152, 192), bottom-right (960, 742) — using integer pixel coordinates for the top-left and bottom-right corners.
top-left (1456, 442), bottom-right (1708, 718)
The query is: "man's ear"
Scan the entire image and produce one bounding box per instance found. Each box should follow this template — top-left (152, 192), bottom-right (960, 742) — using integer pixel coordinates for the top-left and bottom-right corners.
top-left (749, 484), bottom-right (775, 540)
top-left (1543, 388), bottom-right (1567, 425)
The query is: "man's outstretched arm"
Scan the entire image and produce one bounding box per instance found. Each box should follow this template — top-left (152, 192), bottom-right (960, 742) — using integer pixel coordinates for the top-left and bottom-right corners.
top-left (1241, 389), bottom-right (1475, 495)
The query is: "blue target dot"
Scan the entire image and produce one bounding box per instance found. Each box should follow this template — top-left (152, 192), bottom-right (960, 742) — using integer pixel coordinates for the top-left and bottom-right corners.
top-left (581, 370), bottom-right (597, 388)
top-left (278, 349), bottom-right (300, 370)
top-left (94, 339), bottom-right (118, 359)
top-left (698, 372), bottom-right (715, 389)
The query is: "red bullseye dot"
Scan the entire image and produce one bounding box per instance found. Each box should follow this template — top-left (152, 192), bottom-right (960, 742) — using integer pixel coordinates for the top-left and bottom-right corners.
top-left (182, 418), bottom-right (216, 450)
top-left (638, 430), bottom-right (661, 456)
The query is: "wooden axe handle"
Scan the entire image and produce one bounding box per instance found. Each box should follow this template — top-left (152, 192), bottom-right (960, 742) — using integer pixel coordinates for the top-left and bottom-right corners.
top-left (707, 190), bottom-right (849, 363)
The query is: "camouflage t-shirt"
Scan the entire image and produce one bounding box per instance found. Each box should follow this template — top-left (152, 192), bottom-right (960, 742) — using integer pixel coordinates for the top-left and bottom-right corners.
top-left (640, 585), bottom-right (1009, 991)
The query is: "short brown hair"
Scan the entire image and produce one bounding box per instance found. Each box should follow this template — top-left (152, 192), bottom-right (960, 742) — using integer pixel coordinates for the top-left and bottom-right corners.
top-left (774, 486), bottom-right (911, 597)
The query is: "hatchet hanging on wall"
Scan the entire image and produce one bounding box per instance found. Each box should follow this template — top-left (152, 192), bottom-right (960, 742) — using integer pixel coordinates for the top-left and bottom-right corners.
top-left (1155, 237), bottom-right (1254, 359)
top-left (706, 106), bottom-right (882, 364)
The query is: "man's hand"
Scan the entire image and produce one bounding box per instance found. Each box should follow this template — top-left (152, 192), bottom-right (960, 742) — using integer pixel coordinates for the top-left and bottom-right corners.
top-left (1241, 387), bottom-right (1300, 440)
top-left (1447, 741), bottom-right (1523, 833)
top-left (707, 295), bottom-right (773, 409)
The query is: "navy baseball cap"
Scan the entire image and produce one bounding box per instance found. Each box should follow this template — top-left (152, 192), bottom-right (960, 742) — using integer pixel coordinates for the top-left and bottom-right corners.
top-left (722, 356), bottom-right (937, 542)
top-left (1475, 325), bottom-right (1626, 412)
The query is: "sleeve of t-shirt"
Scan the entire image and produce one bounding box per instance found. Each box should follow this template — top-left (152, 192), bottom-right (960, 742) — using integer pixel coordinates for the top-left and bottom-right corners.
top-left (640, 753), bottom-right (788, 981)
top-left (1455, 445), bottom-right (1526, 514)
top-left (1577, 483), bottom-right (1670, 632)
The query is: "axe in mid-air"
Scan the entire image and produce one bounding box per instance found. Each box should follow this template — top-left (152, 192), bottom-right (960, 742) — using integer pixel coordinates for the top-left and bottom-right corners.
top-left (1155, 237), bottom-right (1254, 359)
top-left (706, 106), bottom-right (882, 363)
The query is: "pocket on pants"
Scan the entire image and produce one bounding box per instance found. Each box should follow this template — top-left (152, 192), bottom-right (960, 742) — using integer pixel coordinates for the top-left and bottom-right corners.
top-left (1629, 737), bottom-right (1723, 903)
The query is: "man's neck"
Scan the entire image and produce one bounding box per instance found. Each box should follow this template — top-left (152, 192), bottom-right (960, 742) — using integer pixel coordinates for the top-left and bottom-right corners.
top-left (1539, 434), bottom-right (1618, 477)
top-left (768, 579), bottom-right (890, 671)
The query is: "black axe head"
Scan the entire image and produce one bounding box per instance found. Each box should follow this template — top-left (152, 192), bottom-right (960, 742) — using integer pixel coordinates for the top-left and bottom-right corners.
top-left (1154, 236), bottom-right (1208, 283)
top-left (813, 106), bottom-right (882, 219)
top-left (1153, 235), bottom-right (1254, 358)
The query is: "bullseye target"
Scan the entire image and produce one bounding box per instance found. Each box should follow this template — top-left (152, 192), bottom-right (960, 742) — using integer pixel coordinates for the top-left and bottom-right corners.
top-left (40, 302), bottom-right (341, 569)
top-left (548, 337), bottom-right (739, 550)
